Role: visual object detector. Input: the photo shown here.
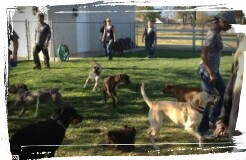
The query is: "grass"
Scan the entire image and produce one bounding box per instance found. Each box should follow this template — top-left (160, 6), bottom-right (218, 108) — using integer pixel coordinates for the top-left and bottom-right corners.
top-left (7, 49), bottom-right (234, 156)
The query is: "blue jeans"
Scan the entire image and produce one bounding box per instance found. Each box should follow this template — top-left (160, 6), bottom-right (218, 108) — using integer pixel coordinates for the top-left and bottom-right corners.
top-left (106, 39), bottom-right (113, 60)
top-left (198, 65), bottom-right (226, 134)
top-left (145, 40), bottom-right (154, 58)
top-left (103, 41), bottom-right (107, 56)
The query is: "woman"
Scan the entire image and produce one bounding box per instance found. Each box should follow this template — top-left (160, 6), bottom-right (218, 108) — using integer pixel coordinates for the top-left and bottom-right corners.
top-left (142, 20), bottom-right (157, 58)
top-left (197, 12), bottom-right (236, 138)
top-left (102, 18), bottom-right (116, 60)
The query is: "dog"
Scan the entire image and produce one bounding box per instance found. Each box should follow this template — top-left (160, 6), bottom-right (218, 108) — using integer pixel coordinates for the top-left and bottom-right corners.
top-left (141, 83), bottom-right (215, 149)
top-left (9, 106), bottom-right (83, 159)
top-left (112, 39), bottom-right (126, 54)
top-left (103, 74), bottom-right (131, 107)
top-left (163, 84), bottom-right (201, 102)
top-left (105, 125), bottom-right (136, 151)
top-left (83, 62), bottom-right (102, 92)
top-left (8, 83), bottom-right (64, 117)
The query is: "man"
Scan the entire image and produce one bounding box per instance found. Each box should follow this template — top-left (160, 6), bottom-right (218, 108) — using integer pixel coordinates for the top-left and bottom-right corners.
top-left (33, 13), bottom-right (51, 69)
top-left (197, 12), bottom-right (237, 138)
top-left (7, 22), bottom-right (19, 69)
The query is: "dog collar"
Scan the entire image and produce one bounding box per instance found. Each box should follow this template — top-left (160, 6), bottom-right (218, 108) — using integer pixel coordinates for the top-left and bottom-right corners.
top-left (56, 120), bottom-right (67, 129)
top-left (50, 117), bottom-right (67, 129)
top-left (190, 102), bottom-right (204, 114)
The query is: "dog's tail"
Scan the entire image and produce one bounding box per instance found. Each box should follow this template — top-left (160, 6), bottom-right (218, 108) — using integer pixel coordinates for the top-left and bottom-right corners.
top-left (141, 83), bottom-right (153, 109)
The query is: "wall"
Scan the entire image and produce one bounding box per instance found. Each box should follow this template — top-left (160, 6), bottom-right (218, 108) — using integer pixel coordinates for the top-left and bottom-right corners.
top-left (10, 7), bottom-right (37, 59)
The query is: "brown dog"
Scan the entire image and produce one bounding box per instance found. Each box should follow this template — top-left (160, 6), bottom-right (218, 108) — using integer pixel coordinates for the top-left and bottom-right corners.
top-left (141, 83), bottom-right (215, 149)
top-left (103, 74), bottom-right (131, 107)
top-left (163, 84), bottom-right (201, 102)
top-left (105, 125), bottom-right (136, 151)
top-left (8, 83), bottom-right (64, 116)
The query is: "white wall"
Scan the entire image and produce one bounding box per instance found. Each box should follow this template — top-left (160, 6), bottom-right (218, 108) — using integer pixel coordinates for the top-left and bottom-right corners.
top-left (10, 7), bottom-right (37, 59)
top-left (76, 7), bottom-right (89, 52)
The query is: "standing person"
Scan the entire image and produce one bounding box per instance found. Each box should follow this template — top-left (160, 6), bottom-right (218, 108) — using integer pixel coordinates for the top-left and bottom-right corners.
top-left (33, 13), bottom-right (51, 69)
top-left (7, 22), bottom-right (19, 69)
top-left (102, 18), bottom-right (116, 60)
top-left (197, 12), bottom-right (237, 138)
top-left (142, 20), bottom-right (157, 58)
top-left (100, 20), bottom-right (107, 56)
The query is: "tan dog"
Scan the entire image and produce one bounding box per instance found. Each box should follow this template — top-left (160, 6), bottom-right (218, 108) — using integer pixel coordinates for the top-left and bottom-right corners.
top-left (163, 84), bottom-right (201, 102)
top-left (141, 83), bottom-right (214, 150)
top-left (83, 62), bottom-right (102, 92)
top-left (103, 74), bottom-right (131, 107)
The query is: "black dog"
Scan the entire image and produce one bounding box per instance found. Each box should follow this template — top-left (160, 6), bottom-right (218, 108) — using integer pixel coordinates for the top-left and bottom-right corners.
top-left (112, 39), bottom-right (126, 54)
top-left (9, 106), bottom-right (83, 159)
top-left (8, 83), bottom-right (65, 116)
top-left (105, 125), bottom-right (136, 151)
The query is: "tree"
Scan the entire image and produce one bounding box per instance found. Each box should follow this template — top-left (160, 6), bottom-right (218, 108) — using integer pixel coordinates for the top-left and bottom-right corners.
top-left (174, 6), bottom-right (196, 25)
top-left (233, 10), bottom-right (245, 24)
top-left (196, 11), bottom-right (209, 25)
top-left (136, 6), bottom-right (161, 23)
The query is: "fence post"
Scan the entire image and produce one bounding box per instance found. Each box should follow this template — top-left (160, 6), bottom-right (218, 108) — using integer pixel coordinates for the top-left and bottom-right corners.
top-left (50, 20), bottom-right (56, 62)
top-left (201, 25), bottom-right (205, 49)
top-left (192, 25), bottom-right (195, 51)
top-left (25, 19), bottom-right (30, 60)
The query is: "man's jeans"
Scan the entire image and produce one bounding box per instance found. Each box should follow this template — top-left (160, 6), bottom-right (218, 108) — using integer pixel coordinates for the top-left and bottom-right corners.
top-left (198, 65), bottom-right (226, 134)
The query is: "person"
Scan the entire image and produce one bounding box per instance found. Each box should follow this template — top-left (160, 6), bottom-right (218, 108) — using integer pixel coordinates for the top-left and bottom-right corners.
top-left (142, 20), bottom-right (157, 58)
top-left (7, 22), bottom-right (19, 69)
top-left (33, 13), bottom-right (51, 69)
top-left (197, 12), bottom-right (237, 138)
top-left (102, 18), bottom-right (116, 60)
top-left (100, 20), bottom-right (107, 56)
top-left (214, 35), bottom-right (245, 152)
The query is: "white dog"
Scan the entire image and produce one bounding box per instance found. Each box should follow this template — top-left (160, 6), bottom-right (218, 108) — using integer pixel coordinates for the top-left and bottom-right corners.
top-left (83, 62), bottom-right (102, 92)
top-left (141, 83), bottom-right (215, 150)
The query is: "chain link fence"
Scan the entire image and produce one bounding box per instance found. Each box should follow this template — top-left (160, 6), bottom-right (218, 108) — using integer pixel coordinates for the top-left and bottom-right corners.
top-left (10, 21), bottom-right (241, 60)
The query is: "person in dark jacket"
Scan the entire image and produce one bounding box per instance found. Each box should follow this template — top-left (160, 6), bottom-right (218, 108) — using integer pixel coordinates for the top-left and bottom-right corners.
top-left (7, 22), bottom-right (19, 69)
top-left (142, 20), bottom-right (157, 58)
top-left (100, 20), bottom-right (107, 56)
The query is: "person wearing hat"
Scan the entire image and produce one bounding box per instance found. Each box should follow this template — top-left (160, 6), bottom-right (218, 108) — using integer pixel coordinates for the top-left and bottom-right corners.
top-left (197, 11), bottom-right (236, 138)
top-left (102, 18), bottom-right (116, 60)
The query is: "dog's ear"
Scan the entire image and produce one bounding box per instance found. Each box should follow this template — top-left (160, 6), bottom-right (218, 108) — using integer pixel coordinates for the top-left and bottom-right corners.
top-left (21, 84), bottom-right (28, 90)
top-left (120, 74), bottom-right (125, 79)
top-left (17, 84), bottom-right (28, 90)
top-left (193, 95), bottom-right (201, 106)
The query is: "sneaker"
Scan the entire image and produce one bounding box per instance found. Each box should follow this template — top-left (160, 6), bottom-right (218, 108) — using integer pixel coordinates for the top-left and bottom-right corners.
top-left (33, 66), bottom-right (41, 70)
top-left (202, 131), bottom-right (215, 139)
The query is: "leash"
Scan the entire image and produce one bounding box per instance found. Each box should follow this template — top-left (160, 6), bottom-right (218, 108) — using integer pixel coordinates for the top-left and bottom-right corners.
top-left (34, 95), bottom-right (40, 117)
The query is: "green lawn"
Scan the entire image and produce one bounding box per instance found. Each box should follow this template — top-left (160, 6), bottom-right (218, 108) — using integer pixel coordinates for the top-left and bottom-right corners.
top-left (7, 49), bottom-right (234, 156)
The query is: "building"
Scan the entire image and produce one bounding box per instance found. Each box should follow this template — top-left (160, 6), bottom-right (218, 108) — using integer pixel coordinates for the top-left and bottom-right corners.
top-left (9, 4), bottom-right (136, 60)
